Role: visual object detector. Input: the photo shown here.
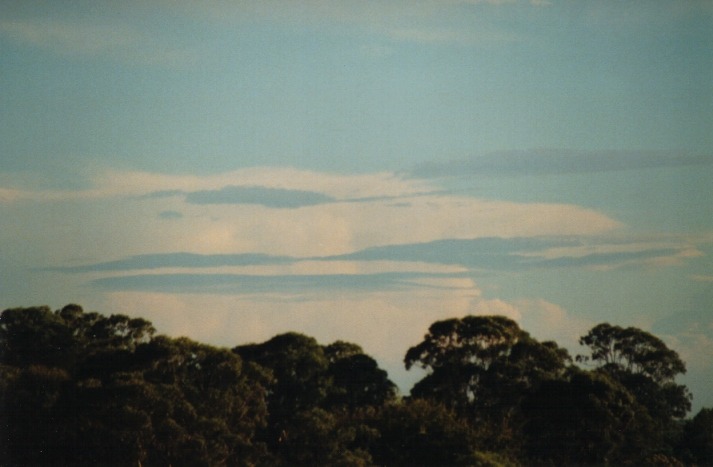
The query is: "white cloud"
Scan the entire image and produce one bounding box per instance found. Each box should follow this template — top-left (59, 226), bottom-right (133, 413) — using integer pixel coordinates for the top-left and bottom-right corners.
top-left (470, 296), bottom-right (593, 352)
top-left (515, 299), bottom-right (593, 350)
top-left (3, 168), bottom-right (621, 262)
top-left (91, 283), bottom-right (590, 394)
top-left (94, 276), bottom-right (482, 391)
top-left (471, 297), bottom-right (521, 319)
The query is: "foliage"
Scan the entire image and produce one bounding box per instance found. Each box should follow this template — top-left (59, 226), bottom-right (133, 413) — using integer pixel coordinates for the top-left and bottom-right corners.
top-left (361, 399), bottom-right (511, 466)
top-left (521, 368), bottom-right (658, 464)
top-left (405, 316), bottom-right (569, 409)
top-left (577, 323), bottom-right (686, 384)
top-left (678, 407), bottom-right (713, 465)
top-left (0, 305), bottom-right (268, 466)
top-left (404, 315), bottom-right (570, 452)
top-left (0, 305), bottom-right (704, 466)
top-left (578, 322), bottom-right (692, 458)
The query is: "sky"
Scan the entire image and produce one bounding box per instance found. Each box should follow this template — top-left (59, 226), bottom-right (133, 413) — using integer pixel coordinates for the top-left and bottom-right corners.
top-left (1, 0), bottom-right (712, 409)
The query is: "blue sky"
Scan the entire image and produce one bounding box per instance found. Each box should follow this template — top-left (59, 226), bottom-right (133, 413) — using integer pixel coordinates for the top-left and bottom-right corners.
top-left (1, 0), bottom-right (712, 409)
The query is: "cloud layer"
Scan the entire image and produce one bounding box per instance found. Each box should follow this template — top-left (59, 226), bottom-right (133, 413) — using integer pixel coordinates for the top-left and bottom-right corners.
top-left (410, 149), bottom-right (713, 178)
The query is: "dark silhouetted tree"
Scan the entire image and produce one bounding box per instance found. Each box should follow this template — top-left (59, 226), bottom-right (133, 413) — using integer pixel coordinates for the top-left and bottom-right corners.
top-left (578, 323), bottom-right (691, 456)
top-left (405, 315), bottom-right (570, 451)
top-left (678, 407), bottom-right (713, 465)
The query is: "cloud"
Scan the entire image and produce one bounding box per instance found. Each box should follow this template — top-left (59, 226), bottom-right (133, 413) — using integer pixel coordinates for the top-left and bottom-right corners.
top-left (91, 167), bottom-right (436, 201)
top-left (158, 210), bottom-right (183, 219)
top-left (0, 18), bottom-right (198, 66)
top-left (160, 0), bottom-right (535, 46)
top-left (5, 167), bottom-right (620, 260)
top-left (409, 149), bottom-right (713, 178)
top-left (84, 268), bottom-right (713, 406)
top-left (91, 274), bottom-right (483, 392)
top-left (331, 236), bottom-right (696, 271)
top-left (0, 19), bottom-right (136, 54)
top-left (184, 186), bottom-right (335, 208)
top-left (0, 188), bottom-right (23, 203)
top-left (691, 275), bottom-right (713, 282)
top-left (90, 270), bottom-right (463, 295)
top-left (60, 234), bottom-right (702, 302)
top-left (54, 252), bottom-right (294, 273)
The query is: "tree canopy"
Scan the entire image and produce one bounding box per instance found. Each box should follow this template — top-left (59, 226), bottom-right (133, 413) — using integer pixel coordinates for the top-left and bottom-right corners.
top-left (0, 304), bottom-right (705, 466)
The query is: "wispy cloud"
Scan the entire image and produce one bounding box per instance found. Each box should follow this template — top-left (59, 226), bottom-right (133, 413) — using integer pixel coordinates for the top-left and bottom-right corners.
top-left (161, 0), bottom-right (537, 46)
top-left (331, 236), bottom-right (701, 271)
top-left (409, 149), bottom-right (713, 178)
top-left (97, 168), bottom-right (437, 201)
top-left (0, 19), bottom-right (198, 66)
top-left (184, 186), bottom-right (335, 208)
top-left (52, 252), bottom-right (294, 273)
top-left (90, 271), bottom-right (459, 295)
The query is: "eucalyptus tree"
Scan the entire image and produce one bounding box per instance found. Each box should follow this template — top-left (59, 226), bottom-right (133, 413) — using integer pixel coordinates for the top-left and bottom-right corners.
top-left (405, 315), bottom-right (570, 451)
top-left (578, 323), bottom-right (692, 457)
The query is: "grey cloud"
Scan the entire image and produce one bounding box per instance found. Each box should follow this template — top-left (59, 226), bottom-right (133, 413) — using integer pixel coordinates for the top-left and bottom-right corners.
top-left (409, 149), bottom-right (713, 178)
top-left (90, 271), bottom-right (457, 294)
top-left (184, 185), bottom-right (335, 208)
top-left (53, 252), bottom-right (293, 273)
top-left (158, 210), bottom-right (183, 219)
top-left (329, 237), bottom-right (692, 271)
top-left (59, 237), bottom-right (694, 276)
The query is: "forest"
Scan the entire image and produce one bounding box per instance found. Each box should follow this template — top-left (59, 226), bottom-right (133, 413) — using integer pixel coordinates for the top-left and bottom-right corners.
top-left (1, 304), bottom-right (712, 466)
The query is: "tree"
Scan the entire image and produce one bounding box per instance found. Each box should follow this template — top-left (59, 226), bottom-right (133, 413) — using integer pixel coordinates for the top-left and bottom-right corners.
top-left (577, 323), bottom-right (686, 384)
top-left (0, 305), bottom-right (269, 466)
top-left (578, 323), bottom-right (692, 457)
top-left (405, 316), bottom-right (568, 412)
top-left (234, 333), bottom-right (397, 462)
top-left (234, 333), bottom-right (330, 422)
top-left (363, 399), bottom-right (510, 466)
top-left (404, 315), bottom-right (570, 455)
top-left (577, 323), bottom-right (691, 418)
top-left (275, 407), bottom-right (373, 466)
top-left (0, 304), bottom-right (155, 371)
top-left (324, 353), bottom-right (398, 410)
top-left (677, 407), bottom-right (713, 465)
top-left (522, 368), bottom-right (658, 465)
top-left (0, 306), bottom-right (76, 368)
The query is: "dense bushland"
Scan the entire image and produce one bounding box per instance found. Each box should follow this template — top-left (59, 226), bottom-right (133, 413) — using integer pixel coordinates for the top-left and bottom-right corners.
top-left (1, 305), bottom-right (711, 466)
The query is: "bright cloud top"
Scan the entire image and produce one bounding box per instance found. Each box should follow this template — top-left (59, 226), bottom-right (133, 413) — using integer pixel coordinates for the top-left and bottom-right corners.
top-left (1, 167), bottom-right (621, 262)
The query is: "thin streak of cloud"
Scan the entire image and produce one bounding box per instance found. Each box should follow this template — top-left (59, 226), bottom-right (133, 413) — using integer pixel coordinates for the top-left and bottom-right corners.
top-left (331, 236), bottom-right (701, 271)
top-left (90, 271), bottom-right (459, 295)
top-left (51, 252), bottom-right (294, 273)
top-left (95, 168), bottom-right (438, 201)
top-left (163, 0), bottom-right (533, 46)
top-left (0, 168), bottom-right (437, 204)
top-left (185, 186), bottom-right (335, 208)
top-left (0, 19), bottom-right (199, 67)
top-left (691, 275), bottom-right (713, 283)
top-left (409, 149), bottom-right (713, 178)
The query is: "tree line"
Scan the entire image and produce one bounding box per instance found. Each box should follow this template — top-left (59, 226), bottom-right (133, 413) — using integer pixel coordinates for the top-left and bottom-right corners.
top-left (1, 304), bottom-right (711, 466)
